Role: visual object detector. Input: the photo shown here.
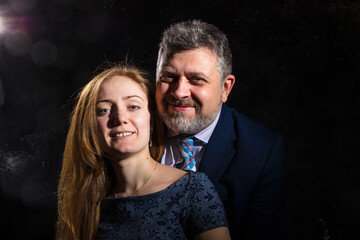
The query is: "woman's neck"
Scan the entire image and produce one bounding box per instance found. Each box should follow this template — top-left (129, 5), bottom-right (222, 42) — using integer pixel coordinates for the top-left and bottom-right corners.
top-left (109, 151), bottom-right (157, 197)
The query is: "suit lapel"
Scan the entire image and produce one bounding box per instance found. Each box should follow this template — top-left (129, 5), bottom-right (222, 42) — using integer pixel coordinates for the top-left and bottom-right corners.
top-left (199, 104), bottom-right (236, 183)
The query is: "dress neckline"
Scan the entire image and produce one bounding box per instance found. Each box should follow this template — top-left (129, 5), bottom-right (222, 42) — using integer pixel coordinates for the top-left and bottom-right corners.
top-left (105, 171), bottom-right (192, 200)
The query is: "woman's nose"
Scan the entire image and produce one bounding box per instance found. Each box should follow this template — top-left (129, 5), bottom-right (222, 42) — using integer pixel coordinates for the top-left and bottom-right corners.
top-left (110, 109), bottom-right (128, 127)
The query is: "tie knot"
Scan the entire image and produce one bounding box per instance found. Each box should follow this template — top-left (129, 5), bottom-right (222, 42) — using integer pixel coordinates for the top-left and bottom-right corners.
top-left (175, 135), bottom-right (196, 171)
top-left (177, 134), bottom-right (193, 140)
top-left (177, 136), bottom-right (194, 157)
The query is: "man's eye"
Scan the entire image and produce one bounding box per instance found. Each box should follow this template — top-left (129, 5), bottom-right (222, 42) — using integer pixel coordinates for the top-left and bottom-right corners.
top-left (160, 75), bottom-right (175, 83)
top-left (191, 77), bottom-right (205, 83)
top-left (98, 109), bottom-right (110, 115)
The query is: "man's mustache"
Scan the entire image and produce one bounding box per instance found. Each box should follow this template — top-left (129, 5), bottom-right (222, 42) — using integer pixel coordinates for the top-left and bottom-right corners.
top-left (163, 95), bottom-right (200, 109)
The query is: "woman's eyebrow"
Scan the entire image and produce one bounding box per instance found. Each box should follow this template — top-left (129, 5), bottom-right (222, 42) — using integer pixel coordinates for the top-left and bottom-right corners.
top-left (123, 95), bottom-right (145, 101)
top-left (97, 95), bottom-right (145, 104)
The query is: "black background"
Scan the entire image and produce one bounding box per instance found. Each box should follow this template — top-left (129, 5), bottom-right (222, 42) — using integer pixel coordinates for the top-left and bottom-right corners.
top-left (0, 0), bottom-right (359, 239)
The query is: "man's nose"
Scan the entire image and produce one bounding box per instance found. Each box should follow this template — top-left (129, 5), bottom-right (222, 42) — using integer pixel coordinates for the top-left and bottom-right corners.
top-left (171, 77), bottom-right (191, 99)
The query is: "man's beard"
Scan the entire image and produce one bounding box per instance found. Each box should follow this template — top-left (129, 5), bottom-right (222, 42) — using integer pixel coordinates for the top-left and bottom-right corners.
top-left (159, 96), bottom-right (221, 135)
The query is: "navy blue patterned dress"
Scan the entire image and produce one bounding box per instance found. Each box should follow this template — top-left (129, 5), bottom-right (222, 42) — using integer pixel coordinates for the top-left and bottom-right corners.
top-left (96, 171), bottom-right (228, 240)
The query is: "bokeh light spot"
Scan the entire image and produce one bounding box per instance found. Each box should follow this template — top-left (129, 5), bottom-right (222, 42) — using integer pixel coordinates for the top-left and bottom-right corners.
top-left (31, 40), bottom-right (58, 66)
top-left (4, 30), bottom-right (32, 56)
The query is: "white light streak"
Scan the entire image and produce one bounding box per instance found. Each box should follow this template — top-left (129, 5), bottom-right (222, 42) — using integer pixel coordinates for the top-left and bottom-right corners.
top-left (0, 14), bottom-right (11, 35)
top-left (0, 16), bottom-right (5, 33)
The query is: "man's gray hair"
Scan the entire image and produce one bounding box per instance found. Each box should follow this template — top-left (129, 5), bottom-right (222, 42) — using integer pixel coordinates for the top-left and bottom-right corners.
top-left (156, 20), bottom-right (232, 82)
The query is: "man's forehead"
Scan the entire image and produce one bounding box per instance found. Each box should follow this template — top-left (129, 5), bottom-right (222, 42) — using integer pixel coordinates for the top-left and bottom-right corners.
top-left (164, 50), bottom-right (216, 65)
top-left (163, 47), bottom-right (217, 61)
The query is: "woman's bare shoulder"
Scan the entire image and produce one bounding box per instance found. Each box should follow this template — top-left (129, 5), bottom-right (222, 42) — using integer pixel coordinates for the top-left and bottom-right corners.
top-left (152, 163), bottom-right (188, 189)
top-left (158, 163), bottom-right (187, 178)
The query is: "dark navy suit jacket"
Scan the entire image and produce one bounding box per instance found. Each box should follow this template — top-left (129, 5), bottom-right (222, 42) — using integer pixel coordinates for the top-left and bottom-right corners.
top-left (198, 104), bottom-right (287, 240)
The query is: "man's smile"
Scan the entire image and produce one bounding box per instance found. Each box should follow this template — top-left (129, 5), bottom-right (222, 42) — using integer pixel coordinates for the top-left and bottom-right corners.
top-left (169, 103), bottom-right (195, 112)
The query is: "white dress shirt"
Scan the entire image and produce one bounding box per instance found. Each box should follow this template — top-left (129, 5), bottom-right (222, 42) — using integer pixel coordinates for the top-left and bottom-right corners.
top-left (160, 109), bottom-right (221, 170)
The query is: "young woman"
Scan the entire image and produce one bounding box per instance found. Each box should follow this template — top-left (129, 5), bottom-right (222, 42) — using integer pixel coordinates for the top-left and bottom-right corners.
top-left (56, 64), bottom-right (230, 240)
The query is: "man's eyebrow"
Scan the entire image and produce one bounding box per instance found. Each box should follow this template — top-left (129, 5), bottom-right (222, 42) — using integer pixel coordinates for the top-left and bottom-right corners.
top-left (186, 71), bottom-right (208, 78)
top-left (161, 67), bottom-right (208, 78)
top-left (160, 66), bottom-right (177, 74)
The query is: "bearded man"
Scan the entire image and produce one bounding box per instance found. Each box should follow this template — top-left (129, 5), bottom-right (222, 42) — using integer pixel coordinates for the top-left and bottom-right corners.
top-left (156, 20), bottom-right (286, 240)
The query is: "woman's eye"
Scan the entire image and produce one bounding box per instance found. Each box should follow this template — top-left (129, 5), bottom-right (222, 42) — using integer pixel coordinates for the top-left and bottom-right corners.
top-left (129, 105), bottom-right (140, 111)
top-left (98, 109), bottom-right (110, 115)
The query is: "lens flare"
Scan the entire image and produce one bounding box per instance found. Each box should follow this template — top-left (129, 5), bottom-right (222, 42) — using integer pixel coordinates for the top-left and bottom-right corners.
top-left (0, 16), bottom-right (5, 34)
top-left (0, 14), bottom-right (11, 35)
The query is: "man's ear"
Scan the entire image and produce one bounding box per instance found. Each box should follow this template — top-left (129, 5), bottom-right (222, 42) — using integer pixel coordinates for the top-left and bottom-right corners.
top-left (221, 74), bottom-right (235, 103)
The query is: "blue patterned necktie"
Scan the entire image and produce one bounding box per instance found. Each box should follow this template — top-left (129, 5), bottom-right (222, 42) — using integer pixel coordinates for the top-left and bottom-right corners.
top-left (175, 136), bottom-right (196, 171)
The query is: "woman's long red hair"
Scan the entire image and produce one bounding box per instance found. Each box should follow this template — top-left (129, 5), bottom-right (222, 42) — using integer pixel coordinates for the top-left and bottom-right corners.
top-left (56, 64), bottom-right (164, 240)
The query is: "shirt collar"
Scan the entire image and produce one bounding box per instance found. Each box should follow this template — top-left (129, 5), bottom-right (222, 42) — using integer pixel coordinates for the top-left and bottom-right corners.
top-left (166, 108), bottom-right (222, 144)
